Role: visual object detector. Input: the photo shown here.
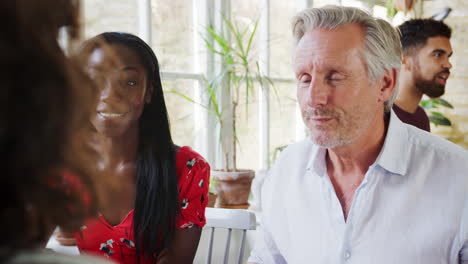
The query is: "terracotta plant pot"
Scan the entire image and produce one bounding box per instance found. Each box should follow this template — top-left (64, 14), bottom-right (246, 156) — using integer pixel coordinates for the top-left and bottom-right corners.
top-left (212, 169), bottom-right (254, 206)
top-left (207, 193), bottom-right (217, 208)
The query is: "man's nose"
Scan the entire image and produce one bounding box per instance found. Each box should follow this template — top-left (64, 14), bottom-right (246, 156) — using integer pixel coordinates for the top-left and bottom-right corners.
top-left (306, 77), bottom-right (329, 107)
top-left (443, 58), bottom-right (452, 70)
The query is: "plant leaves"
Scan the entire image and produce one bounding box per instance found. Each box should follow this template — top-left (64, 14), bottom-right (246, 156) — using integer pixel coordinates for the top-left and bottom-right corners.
top-left (429, 116), bottom-right (452, 126)
top-left (386, 0), bottom-right (398, 18)
top-left (207, 25), bottom-right (231, 55)
top-left (429, 114), bottom-right (452, 126)
top-left (430, 111), bottom-right (445, 118)
top-left (168, 89), bottom-right (219, 117)
top-left (420, 98), bottom-right (455, 110)
top-left (420, 99), bottom-right (433, 109)
top-left (245, 20), bottom-right (259, 56)
top-left (433, 98), bottom-right (454, 109)
top-left (174, 14), bottom-right (277, 170)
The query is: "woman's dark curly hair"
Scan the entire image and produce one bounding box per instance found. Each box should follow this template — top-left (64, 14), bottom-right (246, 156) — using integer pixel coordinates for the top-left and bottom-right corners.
top-left (0, 0), bottom-right (97, 259)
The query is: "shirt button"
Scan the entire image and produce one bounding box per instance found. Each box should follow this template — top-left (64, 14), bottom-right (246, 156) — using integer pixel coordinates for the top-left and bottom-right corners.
top-left (344, 251), bottom-right (351, 260)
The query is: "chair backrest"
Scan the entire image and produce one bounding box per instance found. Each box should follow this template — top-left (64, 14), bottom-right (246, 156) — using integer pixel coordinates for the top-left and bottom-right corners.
top-left (45, 229), bottom-right (80, 255)
top-left (203, 208), bottom-right (256, 264)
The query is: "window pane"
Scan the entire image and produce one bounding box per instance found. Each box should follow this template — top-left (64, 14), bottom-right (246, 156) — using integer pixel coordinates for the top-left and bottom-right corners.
top-left (235, 84), bottom-right (260, 170)
top-left (230, 0), bottom-right (264, 170)
top-left (341, 0), bottom-right (369, 9)
top-left (231, 0), bottom-right (262, 56)
top-left (235, 81), bottom-right (298, 169)
top-left (373, 5), bottom-right (389, 20)
top-left (232, 0), bottom-right (262, 21)
top-left (269, 82), bottom-right (297, 164)
top-left (151, 0), bottom-right (194, 72)
top-left (313, 0), bottom-right (341, 7)
top-left (82, 0), bottom-right (138, 39)
top-left (163, 79), bottom-right (196, 148)
top-left (270, 0), bottom-right (296, 77)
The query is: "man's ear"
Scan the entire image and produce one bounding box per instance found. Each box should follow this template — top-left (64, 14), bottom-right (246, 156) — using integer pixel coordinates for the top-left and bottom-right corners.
top-left (401, 54), bottom-right (412, 71)
top-left (145, 84), bottom-right (153, 104)
top-left (378, 68), bottom-right (398, 103)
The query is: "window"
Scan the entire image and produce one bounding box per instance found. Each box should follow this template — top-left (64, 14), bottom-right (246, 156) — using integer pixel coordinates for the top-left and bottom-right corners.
top-left (83, 0), bottom-right (138, 38)
top-left (82, 0), bottom-right (390, 170)
top-left (150, 0), bottom-right (195, 72)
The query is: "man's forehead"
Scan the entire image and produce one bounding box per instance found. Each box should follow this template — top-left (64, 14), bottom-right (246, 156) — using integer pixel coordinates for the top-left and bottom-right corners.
top-left (424, 36), bottom-right (453, 53)
top-left (296, 24), bottom-right (364, 52)
top-left (302, 24), bottom-right (364, 40)
top-left (294, 24), bottom-right (365, 67)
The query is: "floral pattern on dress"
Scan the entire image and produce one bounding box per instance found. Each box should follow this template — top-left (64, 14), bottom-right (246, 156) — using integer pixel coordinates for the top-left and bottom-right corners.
top-left (120, 238), bottom-right (135, 248)
top-left (99, 239), bottom-right (114, 257)
top-left (176, 151), bottom-right (210, 230)
top-left (74, 146), bottom-right (210, 264)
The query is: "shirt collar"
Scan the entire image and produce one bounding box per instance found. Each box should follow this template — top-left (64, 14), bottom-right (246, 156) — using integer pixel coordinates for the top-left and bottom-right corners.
top-left (373, 109), bottom-right (410, 176)
top-left (306, 109), bottom-right (409, 177)
top-left (306, 140), bottom-right (328, 177)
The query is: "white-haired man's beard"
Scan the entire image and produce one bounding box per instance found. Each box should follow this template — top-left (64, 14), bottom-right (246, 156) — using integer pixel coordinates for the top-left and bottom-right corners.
top-left (301, 107), bottom-right (363, 148)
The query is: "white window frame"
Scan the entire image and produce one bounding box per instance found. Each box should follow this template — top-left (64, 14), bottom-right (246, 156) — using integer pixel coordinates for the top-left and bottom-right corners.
top-left (136, 0), bottom-right (315, 170)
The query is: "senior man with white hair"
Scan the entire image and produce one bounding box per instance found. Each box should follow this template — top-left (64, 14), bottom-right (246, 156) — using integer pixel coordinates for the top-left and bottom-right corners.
top-left (248, 5), bottom-right (468, 264)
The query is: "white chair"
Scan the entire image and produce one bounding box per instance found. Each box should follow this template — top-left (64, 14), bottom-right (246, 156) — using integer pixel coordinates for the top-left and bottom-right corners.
top-left (202, 208), bottom-right (257, 264)
top-left (46, 229), bottom-right (79, 255)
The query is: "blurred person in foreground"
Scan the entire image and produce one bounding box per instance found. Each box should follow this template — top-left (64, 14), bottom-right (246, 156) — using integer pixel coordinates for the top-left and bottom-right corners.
top-left (393, 18), bottom-right (453, 132)
top-left (248, 5), bottom-right (468, 264)
top-left (0, 1), bottom-right (113, 263)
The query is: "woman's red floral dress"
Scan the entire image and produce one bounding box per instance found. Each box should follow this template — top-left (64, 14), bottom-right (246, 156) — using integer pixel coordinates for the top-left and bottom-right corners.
top-left (74, 146), bottom-right (210, 264)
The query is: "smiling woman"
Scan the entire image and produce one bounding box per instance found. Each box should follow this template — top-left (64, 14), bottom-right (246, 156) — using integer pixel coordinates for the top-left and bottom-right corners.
top-left (86, 43), bottom-right (151, 137)
top-left (72, 32), bottom-right (210, 264)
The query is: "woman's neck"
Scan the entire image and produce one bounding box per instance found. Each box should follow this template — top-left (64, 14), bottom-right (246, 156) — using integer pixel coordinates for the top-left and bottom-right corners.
top-left (92, 127), bottom-right (139, 168)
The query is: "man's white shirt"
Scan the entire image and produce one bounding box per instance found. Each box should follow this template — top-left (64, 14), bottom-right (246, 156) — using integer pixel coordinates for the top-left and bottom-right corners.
top-left (249, 110), bottom-right (468, 264)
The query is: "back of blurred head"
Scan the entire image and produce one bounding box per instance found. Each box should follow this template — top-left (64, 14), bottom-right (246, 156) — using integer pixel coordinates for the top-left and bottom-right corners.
top-left (0, 0), bottom-right (97, 258)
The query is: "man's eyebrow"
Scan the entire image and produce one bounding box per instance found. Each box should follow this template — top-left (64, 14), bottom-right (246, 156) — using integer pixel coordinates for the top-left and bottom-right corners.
top-left (432, 49), bottom-right (453, 57)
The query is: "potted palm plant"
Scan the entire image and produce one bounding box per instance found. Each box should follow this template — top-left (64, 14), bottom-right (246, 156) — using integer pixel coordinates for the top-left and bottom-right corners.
top-left (174, 16), bottom-right (271, 206)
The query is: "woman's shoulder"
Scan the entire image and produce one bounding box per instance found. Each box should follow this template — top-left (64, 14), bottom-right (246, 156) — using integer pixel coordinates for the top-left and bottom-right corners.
top-left (175, 146), bottom-right (210, 181)
top-left (176, 146), bottom-right (209, 169)
top-left (176, 146), bottom-right (208, 164)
